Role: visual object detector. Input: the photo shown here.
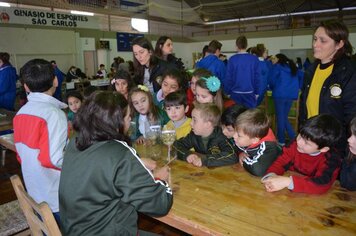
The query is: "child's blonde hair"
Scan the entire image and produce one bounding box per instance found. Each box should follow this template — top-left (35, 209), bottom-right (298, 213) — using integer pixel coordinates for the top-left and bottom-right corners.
top-left (193, 102), bottom-right (221, 127)
top-left (128, 85), bottom-right (160, 123)
top-left (235, 109), bottom-right (269, 139)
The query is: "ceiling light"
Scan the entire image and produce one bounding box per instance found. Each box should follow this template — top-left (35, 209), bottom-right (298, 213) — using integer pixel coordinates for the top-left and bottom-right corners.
top-left (131, 18), bottom-right (148, 32)
top-left (205, 8), bottom-right (341, 25)
top-left (0, 2), bottom-right (11, 7)
top-left (70, 10), bottom-right (94, 16)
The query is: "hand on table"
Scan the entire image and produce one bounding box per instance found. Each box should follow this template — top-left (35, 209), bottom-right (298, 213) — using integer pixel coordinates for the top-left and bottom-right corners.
top-left (238, 152), bottom-right (247, 166)
top-left (262, 175), bottom-right (291, 192)
top-left (187, 154), bottom-right (202, 167)
top-left (136, 136), bottom-right (145, 145)
top-left (153, 166), bottom-right (170, 182)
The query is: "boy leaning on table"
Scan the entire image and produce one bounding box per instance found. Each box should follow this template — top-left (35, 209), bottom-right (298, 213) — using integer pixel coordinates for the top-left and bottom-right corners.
top-left (233, 108), bottom-right (281, 177)
top-left (173, 102), bottom-right (236, 167)
top-left (262, 114), bottom-right (342, 194)
top-left (13, 59), bottom-right (68, 224)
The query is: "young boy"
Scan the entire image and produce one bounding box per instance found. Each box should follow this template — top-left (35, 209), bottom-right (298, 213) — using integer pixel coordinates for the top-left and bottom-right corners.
top-left (173, 103), bottom-right (236, 167)
top-left (13, 59), bottom-right (68, 222)
top-left (221, 104), bottom-right (248, 145)
top-left (164, 91), bottom-right (191, 139)
top-left (262, 114), bottom-right (342, 194)
top-left (233, 109), bottom-right (280, 177)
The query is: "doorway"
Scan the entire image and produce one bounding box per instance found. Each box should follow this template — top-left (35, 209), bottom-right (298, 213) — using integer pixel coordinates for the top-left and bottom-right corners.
top-left (84, 51), bottom-right (96, 79)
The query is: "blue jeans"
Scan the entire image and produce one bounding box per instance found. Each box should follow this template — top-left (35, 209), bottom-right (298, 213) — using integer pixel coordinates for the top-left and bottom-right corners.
top-left (273, 98), bottom-right (295, 144)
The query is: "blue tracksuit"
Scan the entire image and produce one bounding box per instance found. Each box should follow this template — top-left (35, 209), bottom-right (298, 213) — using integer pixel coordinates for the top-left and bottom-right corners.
top-left (224, 53), bottom-right (260, 108)
top-left (268, 64), bottom-right (303, 144)
top-left (0, 64), bottom-right (17, 110)
top-left (196, 54), bottom-right (226, 82)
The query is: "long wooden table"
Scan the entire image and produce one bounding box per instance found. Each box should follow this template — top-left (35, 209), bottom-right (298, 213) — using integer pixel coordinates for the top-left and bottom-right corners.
top-left (135, 144), bottom-right (356, 236)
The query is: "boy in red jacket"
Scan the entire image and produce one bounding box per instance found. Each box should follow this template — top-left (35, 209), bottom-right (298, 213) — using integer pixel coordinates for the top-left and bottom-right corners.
top-left (262, 114), bottom-right (342, 194)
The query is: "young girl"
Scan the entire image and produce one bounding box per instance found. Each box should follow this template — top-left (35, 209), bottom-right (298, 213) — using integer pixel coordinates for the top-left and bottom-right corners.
top-left (111, 70), bottom-right (135, 99)
top-left (154, 68), bottom-right (187, 108)
top-left (196, 76), bottom-right (231, 112)
top-left (340, 116), bottom-right (356, 191)
top-left (66, 90), bottom-right (83, 130)
top-left (129, 85), bottom-right (169, 144)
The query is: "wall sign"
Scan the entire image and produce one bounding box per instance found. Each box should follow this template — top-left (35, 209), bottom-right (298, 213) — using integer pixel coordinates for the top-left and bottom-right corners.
top-left (116, 32), bottom-right (144, 51)
top-left (0, 7), bottom-right (99, 29)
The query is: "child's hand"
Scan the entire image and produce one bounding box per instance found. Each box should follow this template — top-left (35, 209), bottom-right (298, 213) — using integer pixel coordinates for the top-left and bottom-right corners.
top-left (136, 136), bottom-right (145, 145)
top-left (187, 154), bottom-right (202, 167)
top-left (153, 166), bottom-right (170, 182)
top-left (239, 152), bottom-right (247, 166)
top-left (141, 158), bottom-right (157, 171)
top-left (262, 175), bottom-right (291, 192)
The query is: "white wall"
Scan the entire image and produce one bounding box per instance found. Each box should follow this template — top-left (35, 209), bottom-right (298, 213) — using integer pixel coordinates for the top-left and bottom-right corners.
top-left (0, 27), bottom-right (76, 73)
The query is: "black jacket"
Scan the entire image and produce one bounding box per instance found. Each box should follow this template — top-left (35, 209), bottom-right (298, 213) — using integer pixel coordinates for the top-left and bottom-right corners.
top-left (173, 126), bottom-right (237, 167)
top-left (299, 56), bottom-right (356, 153)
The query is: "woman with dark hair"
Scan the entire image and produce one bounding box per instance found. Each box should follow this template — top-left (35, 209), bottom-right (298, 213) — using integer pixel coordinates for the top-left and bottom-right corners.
top-left (66, 66), bottom-right (78, 82)
top-left (154, 36), bottom-right (185, 71)
top-left (268, 53), bottom-right (303, 146)
top-left (59, 91), bottom-right (172, 235)
top-left (299, 19), bottom-right (356, 154)
top-left (0, 52), bottom-right (17, 110)
top-left (132, 37), bottom-right (172, 93)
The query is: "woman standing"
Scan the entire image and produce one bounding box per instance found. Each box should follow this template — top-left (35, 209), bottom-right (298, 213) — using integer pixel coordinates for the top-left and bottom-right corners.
top-left (299, 19), bottom-right (356, 154)
top-left (268, 53), bottom-right (303, 146)
top-left (59, 91), bottom-right (172, 235)
top-left (154, 36), bottom-right (185, 71)
top-left (0, 52), bottom-right (17, 110)
top-left (132, 37), bottom-right (171, 93)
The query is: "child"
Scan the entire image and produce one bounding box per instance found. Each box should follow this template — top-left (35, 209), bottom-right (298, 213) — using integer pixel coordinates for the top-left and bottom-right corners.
top-left (173, 103), bottom-right (236, 167)
top-left (163, 91), bottom-right (191, 139)
top-left (154, 68), bottom-right (187, 108)
top-left (129, 85), bottom-right (169, 144)
top-left (65, 90), bottom-right (83, 127)
top-left (262, 114), bottom-right (342, 194)
top-left (96, 64), bottom-right (107, 78)
top-left (13, 59), bottom-right (68, 223)
top-left (221, 104), bottom-right (247, 151)
top-left (111, 69), bottom-right (135, 100)
top-left (340, 116), bottom-right (356, 191)
top-left (233, 109), bottom-right (280, 177)
top-left (196, 76), bottom-right (235, 112)
top-left (186, 69), bottom-right (212, 117)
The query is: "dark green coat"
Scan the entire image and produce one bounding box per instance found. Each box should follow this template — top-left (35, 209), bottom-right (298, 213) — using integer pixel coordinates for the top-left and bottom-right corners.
top-left (59, 138), bottom-right (173, 236)
top-left (173, 127), bottom-right (237, 167)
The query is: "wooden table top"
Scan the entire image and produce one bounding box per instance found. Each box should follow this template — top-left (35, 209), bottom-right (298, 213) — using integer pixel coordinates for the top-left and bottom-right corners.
top-left (0, 109), bottom-right (15, 132)
top-left (135, 143), bottom-right (356, 236)
top-left (0, 133), bottom-right (15, 151)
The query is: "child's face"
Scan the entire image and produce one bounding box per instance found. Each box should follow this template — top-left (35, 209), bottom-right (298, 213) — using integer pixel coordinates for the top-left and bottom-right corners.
top-left (196, 85), bottom-right (214, 104)
top-left (190, 109), bottom-right (212, 137)
top-left (222, 125), bottom-right (235, 139)
top-left (68, 96), bottom-right (82, 113)
top-left (165, 105), bottom-right (188, 122)
top-left (162, 76), bottom-right (179, 98)
top-left (114, 79), bottom-right (129, 97)
top-left (233, 129), bottom-right (256, 147)
top-left (131, 92), bottom-right (150, 115)
top-left (348, 134), bottom-right (356, 155)
top-left (190, 76), bottom-right (198, 95)
top-left (296, 134), bottom-right (322, 154)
